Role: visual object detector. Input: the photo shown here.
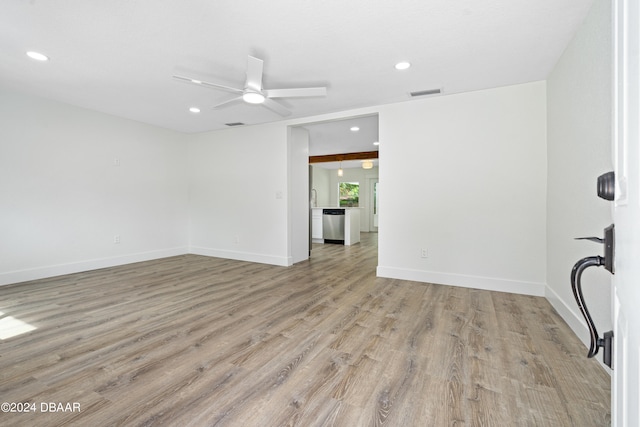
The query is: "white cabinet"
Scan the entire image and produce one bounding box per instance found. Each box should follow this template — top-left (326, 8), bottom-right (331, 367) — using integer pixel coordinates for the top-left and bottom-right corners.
top-left (344, 209), bottom-right (360, 246)
top-left (311, 208), bottom-right (323, 240)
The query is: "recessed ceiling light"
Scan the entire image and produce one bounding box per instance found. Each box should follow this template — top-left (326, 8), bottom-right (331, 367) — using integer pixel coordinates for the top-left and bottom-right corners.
top-left (189, 107), bottom-right (201, 113)
top-left (350, 126), bottom-right (360, 132)
top-left (395, 61), bottom-right (411, 70)
top-left (373, 141), bottom-right (380, 146)
top-left (26, 51), bottom-right (49, 61)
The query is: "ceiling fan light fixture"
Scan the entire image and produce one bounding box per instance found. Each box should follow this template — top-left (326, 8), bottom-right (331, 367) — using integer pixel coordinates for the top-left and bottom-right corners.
top-left (26, 51), bottom-right (49, 61)
top-left (243, 91), bottom-right (265, 104)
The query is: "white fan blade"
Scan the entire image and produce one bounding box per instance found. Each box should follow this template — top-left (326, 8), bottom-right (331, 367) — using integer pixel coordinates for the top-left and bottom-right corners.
top-left (213, 96), bottom-right (243, 109)
top-left (264, 87), bottom-right (327, 98)
top-left (262, 98), bottom-right (291, 116)
top-left (245, 56), bottom-right (264, 92)
top-left (173, 75), bottom-right (243, 94)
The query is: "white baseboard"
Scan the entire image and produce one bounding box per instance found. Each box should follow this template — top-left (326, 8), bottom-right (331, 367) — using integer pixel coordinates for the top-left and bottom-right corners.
top-left (0, 247), bottom-right (189, 286)
top-left (1, 246), bottom-right (292, 287)
top-left (376, 266), bottom-right (545, 296)
top-left (189, 246), bottom-right (292, 267)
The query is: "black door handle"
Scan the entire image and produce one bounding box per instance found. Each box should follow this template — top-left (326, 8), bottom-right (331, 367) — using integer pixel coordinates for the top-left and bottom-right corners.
top-left (570, 255), bottom-right (605, 359)
top-left (570, 224), bottom-right (615, 368)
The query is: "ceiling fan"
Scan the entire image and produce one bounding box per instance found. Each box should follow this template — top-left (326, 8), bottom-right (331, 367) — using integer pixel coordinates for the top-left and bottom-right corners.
top-left (173, 55), bottom-right (327, 117)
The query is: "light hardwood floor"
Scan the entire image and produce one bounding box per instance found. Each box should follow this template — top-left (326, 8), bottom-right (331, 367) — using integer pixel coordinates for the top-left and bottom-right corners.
top-left (0, 233), bottom-right (610, 426)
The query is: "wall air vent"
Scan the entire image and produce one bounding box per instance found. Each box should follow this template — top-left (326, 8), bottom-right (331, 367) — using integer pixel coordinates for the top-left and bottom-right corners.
top-left (225, 122), bottom-right (245, 127)
top-left (410, 88), bottom-right (441, 97)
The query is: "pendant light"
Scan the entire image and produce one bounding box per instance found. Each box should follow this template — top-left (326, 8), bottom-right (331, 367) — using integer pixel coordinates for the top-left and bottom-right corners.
top-left (337, 161), bottom-right (343, 177)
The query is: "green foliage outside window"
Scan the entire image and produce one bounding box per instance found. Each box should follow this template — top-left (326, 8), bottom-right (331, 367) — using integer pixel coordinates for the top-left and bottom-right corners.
top-left (339, 182), bottom-right (359, 207)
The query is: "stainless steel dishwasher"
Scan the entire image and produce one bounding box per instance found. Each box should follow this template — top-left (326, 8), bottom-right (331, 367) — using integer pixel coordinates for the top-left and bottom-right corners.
top-left (322, 209), bottom-right (345, 244)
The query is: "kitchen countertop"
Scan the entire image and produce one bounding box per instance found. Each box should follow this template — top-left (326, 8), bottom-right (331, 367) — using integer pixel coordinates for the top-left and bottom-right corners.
top-left (311, 207), bottom-right (362, 209)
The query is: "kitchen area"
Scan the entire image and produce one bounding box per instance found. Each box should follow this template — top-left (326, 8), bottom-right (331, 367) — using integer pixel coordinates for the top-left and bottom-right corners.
top-left (301, 114), bottom-right (379, 249)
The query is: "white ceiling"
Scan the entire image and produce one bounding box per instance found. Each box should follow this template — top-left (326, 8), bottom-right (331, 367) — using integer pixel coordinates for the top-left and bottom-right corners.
top-left (1, 0), bottom-right (593, 150)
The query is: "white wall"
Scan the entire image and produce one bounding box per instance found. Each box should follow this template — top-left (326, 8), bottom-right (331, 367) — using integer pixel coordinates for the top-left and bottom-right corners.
top-left (0, 89), bottom-right (188, 285)
top-left (376, 82), bottom-right (548, 295)
top-left (546, 1), bottom-right (612, 349)
top-left (187, 123), bottom-right (291, 266)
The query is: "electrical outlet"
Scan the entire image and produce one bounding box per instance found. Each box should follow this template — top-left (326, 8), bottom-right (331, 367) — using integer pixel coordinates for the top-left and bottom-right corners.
top-left (420, 248), bottom-right (428, 258)
top-left (114, 235), bottom-right (121, 244)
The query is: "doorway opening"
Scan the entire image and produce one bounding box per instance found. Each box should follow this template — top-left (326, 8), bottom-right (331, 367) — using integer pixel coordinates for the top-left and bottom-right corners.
top-left (294, 113), bottom-right (379, 261)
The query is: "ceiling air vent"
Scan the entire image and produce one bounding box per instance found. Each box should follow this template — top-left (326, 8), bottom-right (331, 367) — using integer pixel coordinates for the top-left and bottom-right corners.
top-left (410, 88), bottom-right (441, 97)
top-left (225, 122), bottom-right (245, 127)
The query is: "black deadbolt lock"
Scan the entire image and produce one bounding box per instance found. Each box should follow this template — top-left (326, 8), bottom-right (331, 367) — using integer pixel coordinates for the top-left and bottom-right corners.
top-left (597, 171), bottom-right (615, 201)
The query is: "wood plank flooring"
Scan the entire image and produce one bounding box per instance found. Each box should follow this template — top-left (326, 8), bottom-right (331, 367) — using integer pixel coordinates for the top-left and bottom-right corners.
top-left (0, 234), bottom-right (610, 426)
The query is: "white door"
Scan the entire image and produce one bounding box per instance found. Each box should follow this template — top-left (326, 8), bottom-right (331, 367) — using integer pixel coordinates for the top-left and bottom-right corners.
top-left (612, 1), bottom-right (640, 425)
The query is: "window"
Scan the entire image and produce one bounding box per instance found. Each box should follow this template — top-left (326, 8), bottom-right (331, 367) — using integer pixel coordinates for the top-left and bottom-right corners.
top-left (339, 182), bottom-right (359, 207)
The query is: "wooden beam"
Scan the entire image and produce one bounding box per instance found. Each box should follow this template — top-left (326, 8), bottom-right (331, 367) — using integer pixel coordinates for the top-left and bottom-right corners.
top-left (309, 151), bottom-right (379, 163)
